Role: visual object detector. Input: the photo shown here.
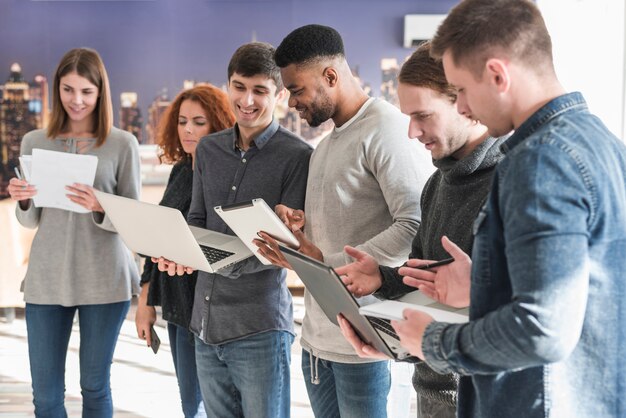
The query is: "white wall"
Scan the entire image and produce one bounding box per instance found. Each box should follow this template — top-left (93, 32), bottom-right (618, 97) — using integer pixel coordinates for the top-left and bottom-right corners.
top-left (538, 0), bottom-right (626, 140)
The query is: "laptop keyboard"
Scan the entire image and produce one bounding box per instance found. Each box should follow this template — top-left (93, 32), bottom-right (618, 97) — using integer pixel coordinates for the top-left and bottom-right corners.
top-left (367, 317), bottom-right (400, 340)
top-left (199, 245), bottom-right (234, 265)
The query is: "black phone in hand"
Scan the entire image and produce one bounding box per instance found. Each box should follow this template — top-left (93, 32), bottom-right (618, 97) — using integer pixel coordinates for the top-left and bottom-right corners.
top-left (150, 325), bottom-right (161, 354)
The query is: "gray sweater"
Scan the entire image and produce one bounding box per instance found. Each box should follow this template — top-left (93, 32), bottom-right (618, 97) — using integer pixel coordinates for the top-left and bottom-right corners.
top-left (17, 127), bottom-right (141, 306)
top-left (300, 98), bottom-right (435, 363)
top-left (377, 135), bottom-right (506, 406)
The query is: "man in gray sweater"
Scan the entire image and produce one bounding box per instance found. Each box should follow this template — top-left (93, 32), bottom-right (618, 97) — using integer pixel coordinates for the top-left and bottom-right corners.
top-left (336, 42), bottom-right (506, 417)
top-left (257, 25), bottom-right (434, 417)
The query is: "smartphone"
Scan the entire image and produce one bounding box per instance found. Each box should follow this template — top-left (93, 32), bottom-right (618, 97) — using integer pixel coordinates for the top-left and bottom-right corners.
top-left (416, 257), bottom-right (455, 270)
top-left (149, 325), bottom-right (161, 354)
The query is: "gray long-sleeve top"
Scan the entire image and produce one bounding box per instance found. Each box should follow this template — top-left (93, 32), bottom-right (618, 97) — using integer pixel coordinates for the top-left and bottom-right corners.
top-left (300, 98), bottom-right (435, 363)
top-left (188, 120), bottom-right (312, 345)
top-left (16, 127), bottom-right (141, 306)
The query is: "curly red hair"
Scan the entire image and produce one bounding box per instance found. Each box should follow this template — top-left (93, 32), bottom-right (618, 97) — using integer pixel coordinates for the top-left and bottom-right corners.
top-left (158, 84), bottom-right (235, 164)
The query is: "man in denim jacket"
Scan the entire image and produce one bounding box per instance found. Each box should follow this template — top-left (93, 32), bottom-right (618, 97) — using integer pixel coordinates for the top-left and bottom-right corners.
top-left (390, 0), bottom-right (626, 417)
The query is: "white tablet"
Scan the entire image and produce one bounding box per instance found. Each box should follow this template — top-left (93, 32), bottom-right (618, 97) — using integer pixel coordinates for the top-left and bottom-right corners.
top-left (214, 199), bottom-right (300, 265)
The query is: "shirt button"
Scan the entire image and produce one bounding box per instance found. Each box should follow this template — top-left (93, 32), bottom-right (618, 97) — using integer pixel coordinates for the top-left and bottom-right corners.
top-left (205, 296), bottom-right (210, 301)
top-left (231, 186), bottom-right (237, 191)
top-left (242, 158), bottom-right (247, 163)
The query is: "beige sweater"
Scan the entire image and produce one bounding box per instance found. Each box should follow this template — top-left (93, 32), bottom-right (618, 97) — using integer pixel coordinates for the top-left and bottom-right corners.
top-left (300, 98), bottom-right (435, 363)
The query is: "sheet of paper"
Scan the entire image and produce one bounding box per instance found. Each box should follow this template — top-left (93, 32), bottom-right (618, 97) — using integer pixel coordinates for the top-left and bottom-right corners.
top-left (30, 149), bottom-right (98, 213)
top-left (18, 155), bottom-right (32, 181)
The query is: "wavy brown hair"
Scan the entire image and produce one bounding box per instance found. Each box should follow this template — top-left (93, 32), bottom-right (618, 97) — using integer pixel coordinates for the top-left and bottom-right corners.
top-left (47, 48), bottom-right (113, 146)
top-left (158, 84), bottom-right (235, 164)
top-left (399, 41), bottom-right (457, 104)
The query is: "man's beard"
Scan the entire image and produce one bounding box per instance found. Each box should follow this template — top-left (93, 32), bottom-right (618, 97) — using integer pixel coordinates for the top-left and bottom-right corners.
top-left (307, 88), bottom-right (335, 127)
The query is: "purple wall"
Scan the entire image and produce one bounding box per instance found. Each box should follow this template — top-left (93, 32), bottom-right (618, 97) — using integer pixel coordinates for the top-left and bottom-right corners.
top-left (0, 0), bottom-right (457, 124)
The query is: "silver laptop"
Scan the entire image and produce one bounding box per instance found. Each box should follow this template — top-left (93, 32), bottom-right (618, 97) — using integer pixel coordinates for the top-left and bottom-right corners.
top-left (279, 244), bottom-right (411, 360)
top-left (95, 190), bottom-right (252, 273)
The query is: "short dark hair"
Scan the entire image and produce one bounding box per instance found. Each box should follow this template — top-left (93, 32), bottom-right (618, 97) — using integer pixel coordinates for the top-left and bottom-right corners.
top-left (227, 42), bottom-right (283, 91)
top-left (399, 41), bottom-right (457, 103)
top-left (274, 24), bottom-right (345, 68)
top-left (431, 0), bottom-right (553, 77)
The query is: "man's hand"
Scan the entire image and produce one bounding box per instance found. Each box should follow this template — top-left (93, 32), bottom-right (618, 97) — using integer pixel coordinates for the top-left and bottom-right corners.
top-left (391, 309), bottom-right (434, 360)
top-left (337, 314), bottom-right (391, 360)
top-left (275, 204), bottom-right (305, 231)
top-left (398, 236), bottom-right (471, 308)
top-left (335, 246), bottom-right (383, 297)
top-left (254, 232), bottom-right (293, 269)
top-left (254, 228), bottom-right (324, 267)
top-left (152, 257), bottom-right (195, 277)
top-left (293, 229), bottom-right (324, 262)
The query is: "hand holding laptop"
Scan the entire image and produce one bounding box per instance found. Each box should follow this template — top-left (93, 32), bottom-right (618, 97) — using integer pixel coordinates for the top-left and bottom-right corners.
top-left (337, 314), bottom-right (391, 360)
top-left (391, 309), bottom-right (434, 360)
top-left (152, 256), bottom-right (195, 277)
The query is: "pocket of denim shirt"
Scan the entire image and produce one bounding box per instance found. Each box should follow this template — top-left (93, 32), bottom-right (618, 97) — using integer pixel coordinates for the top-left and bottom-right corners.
top-left (471, 205), bottom-right (492, 286)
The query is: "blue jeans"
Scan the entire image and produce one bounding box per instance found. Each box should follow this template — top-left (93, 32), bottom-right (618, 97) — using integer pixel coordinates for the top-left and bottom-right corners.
top-left (302, 350), bottom-right (390, 418)
top-left (25, 301), bottom-right (130, 418)
top-left (194, 330), bottom-right (293, 418)
top-left (167, 322), bottom-right (205, 418)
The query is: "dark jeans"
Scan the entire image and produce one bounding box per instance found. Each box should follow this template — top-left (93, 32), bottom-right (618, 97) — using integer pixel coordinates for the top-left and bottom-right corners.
top-left (167, 322), bottom-right (205, 418)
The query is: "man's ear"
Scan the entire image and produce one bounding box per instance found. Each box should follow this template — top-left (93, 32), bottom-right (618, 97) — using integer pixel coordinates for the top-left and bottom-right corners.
top-left (485, 58), bottom-right (510, 93)
top-left (275, 87), bottom-right (287, 102)
top-left (323, 67), bottom-right (338, 87)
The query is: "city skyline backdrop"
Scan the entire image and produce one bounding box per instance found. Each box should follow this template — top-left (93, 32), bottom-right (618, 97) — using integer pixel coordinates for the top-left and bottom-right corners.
top-left (1, 0), bottom-right (453, 126)
top-left (0, 0), bottom-right (456, 197)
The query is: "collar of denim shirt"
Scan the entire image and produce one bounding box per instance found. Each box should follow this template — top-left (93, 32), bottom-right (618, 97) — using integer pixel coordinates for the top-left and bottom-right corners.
top-left (500, 92), bottom-right (588, 155)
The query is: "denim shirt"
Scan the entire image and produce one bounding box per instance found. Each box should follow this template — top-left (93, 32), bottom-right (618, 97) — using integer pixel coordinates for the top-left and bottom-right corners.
top-left (422, 93), bottom-right (626, 418)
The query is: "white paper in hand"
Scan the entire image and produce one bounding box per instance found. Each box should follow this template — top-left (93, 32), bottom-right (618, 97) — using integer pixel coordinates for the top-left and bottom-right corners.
top-left (18, 155), bottom-right (32, 181)
top-left (30, 149), bottom-right (98, 213)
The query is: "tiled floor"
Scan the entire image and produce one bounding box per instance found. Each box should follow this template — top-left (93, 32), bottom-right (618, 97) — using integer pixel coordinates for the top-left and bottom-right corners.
top-left (0, 298), bottom-right (416, 417)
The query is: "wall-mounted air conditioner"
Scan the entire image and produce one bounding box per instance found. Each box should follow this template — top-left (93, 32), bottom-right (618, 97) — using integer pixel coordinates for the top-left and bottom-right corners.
top-left (403, 14), bottom-right (447, 48)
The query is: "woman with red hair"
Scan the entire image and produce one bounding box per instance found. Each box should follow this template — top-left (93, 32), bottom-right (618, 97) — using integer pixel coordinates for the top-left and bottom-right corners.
top-left (135, 84), bottom-right (235, 418)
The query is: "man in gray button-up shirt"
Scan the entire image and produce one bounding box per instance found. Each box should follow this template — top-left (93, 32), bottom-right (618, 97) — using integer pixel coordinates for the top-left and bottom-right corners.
top-left (161, 42), bottom-right (312, 418)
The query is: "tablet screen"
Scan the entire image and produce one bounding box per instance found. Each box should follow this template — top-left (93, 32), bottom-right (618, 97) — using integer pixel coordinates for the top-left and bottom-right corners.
top-left (214, 199), bottom-right (299, 265)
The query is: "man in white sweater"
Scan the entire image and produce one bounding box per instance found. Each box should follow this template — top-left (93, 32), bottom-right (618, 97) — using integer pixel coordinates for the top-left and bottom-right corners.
top-left (257, 25), bottom-right (434, 417)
